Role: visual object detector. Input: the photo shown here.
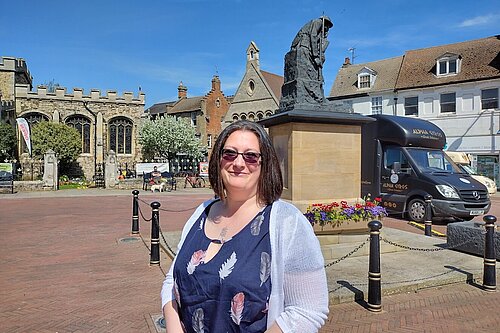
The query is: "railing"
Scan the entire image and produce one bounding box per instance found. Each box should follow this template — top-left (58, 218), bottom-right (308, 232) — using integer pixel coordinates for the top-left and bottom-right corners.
top-left (129, 191), bottom-right (497, 314)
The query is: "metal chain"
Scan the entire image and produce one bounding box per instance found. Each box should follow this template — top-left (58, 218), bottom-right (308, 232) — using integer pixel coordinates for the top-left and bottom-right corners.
top-left (158, 224), bottom-right (177, 256)
top-left (380, 236), bottom-right (475, 252)
top-left (324, 238), bottom-right (370, 268)
top-left (137, 196), bottom-right (200, 213)
top-left (137, 203), bottom-right (152, 222)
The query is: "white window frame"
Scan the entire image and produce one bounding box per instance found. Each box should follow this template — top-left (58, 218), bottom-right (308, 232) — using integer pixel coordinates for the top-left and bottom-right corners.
top-left (436, 55), bottom-right (460, 76)
top-left (207, 134), bottom-right (212, 148)
top-left (371, 96), bottom-right (382, 114)
top-left (191, 112), bottom-right (197, 126)
top-left (404, 97), bottom-right (418, 116)
top-left (358, 74), bottom-right (371, 89)
top-left (481, 88), bottom-right (499, 110)
top-left (440, 92), bottom-right (456, 113)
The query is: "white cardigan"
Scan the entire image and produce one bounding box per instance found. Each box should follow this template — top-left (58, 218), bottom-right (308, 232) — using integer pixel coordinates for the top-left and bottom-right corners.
top-left (161, 199), bottom-right (329, 332)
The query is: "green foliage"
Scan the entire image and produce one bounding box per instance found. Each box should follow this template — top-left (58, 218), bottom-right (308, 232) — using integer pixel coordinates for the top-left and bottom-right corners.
top-left (138, 116), bottom-right (205, 162)
top-left (0, 122), bottom-right (16, 160)
top-left (31, 121), bottom-right (81, 162)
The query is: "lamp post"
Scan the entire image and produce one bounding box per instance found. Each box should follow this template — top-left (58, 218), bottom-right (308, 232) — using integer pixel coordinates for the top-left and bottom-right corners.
top-left (83, 101), bottom-right (98, 184)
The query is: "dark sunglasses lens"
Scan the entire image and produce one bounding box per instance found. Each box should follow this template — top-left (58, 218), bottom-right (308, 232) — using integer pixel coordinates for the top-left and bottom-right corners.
top-left (222, 149), bottom-right (238, 161)
top-left (242, 153), bottom-right (260, 163)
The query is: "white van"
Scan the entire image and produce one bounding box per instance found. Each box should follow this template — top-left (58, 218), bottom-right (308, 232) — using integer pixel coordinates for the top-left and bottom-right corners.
top-left (445, 151), bottom-right (497, 195)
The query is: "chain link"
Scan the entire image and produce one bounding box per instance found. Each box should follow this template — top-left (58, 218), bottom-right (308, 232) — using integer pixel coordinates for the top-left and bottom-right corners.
top-left (381, 236), bottom-right (475, 252)
top-left (158, 224), bottom-right (177, 256)
top-left (324, 238), bottom-right (370, 268)
top-left (137, 203), bottom-right (152, 222)
top-left (137, 196), bottom-right (200, 213)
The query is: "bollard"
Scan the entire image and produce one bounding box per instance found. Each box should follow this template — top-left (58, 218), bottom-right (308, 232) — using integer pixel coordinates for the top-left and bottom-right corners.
top-left (131, 190), bottom-right (140, 234)
top-left (150, 201), bottom-right (161, 265)
top-left (367, 220), bottom-right (382, 312)
top-left (482, 215), bottom-right (497, 291)
top-left (424, 194), bottom-right (432, 237)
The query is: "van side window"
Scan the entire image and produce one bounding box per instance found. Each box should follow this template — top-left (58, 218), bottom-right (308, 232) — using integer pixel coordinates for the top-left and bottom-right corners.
top-left (384, 147), bottom-right (409, 169)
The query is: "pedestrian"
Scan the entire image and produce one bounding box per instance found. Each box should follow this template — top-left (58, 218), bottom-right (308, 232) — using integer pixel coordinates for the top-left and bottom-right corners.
top-left (161, 120), bottom-right (328, 332)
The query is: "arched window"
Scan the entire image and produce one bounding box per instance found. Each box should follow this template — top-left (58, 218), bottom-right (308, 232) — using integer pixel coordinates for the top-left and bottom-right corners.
top-left (66, 115), bottom-right (91, 153)
top-left (256, 112), bottom-right (264, 120)
top-left (23, 112), bottom-right (49, 126)
top-left (240, 114), bottom-right (247, 120)
top-left (232, 114), bottom-right (239, 122)
top-left (19, 112), bottom-right (49, 154)
top-left (109, 117), bottom-right (133, 154)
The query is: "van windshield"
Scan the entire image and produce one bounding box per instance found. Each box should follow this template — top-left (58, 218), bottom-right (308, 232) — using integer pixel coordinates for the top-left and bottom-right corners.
top-left (406, 148), bottom-right (463, 173)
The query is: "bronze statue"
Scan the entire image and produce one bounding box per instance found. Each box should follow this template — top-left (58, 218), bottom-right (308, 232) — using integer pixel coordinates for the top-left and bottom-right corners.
top-left (280, 16), bottom-right (334, 112)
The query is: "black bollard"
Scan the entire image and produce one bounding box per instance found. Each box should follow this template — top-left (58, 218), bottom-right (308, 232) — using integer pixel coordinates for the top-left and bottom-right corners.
top-left (367, 220), bottom-right (382, 312)
top-left (150, 201), bottom-right (161, 265)
top-left (424, 195), bottom-right (432, 237)
top-left (482, 215), bottom-right (497, 291)
top-left (131, 190), bottom-right (140, 234)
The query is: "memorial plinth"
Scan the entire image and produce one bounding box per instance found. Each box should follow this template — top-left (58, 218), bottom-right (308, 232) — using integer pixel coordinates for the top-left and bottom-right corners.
top-left (259, 108), bottom-right (373, 211)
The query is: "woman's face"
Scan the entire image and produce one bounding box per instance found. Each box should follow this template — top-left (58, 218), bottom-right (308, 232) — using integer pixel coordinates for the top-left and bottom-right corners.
top-left (220, 130), bottom-right (261, 199)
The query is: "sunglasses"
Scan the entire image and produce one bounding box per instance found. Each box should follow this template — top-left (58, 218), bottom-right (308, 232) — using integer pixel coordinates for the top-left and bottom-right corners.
top-left (221, 149), bottom-right (261, 164)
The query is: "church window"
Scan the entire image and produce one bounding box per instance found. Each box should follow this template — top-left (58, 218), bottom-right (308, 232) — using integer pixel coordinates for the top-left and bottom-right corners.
top-left (66, 115), bottom-right (91, 153)
top-left (109, 117), bottom-right (133, 154)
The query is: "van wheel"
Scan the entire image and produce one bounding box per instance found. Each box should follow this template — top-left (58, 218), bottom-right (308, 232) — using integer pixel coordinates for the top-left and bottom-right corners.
top-left (408, 198), bottom-right (427, 223)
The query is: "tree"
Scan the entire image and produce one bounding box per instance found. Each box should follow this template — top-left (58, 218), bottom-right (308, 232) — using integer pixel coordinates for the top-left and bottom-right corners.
top-left (0, 122), bottom-right (16, 161)
top-left (31, 121), bottom-right (81, 163)
top-left (138, 116), bottom-right (205, 170)
top-left (42, 79), bottom-right (61, 93)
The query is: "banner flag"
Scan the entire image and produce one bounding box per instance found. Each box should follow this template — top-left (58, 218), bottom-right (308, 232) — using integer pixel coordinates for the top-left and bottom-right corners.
top-left (16, 118), bottom-right (31, 156)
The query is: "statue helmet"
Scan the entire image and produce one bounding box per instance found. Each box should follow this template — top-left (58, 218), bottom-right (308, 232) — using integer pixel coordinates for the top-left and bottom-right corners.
top-left (320, 15), bottom-right (333, 29)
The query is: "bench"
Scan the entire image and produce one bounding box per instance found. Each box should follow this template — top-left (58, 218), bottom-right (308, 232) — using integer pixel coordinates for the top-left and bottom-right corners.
top-left (0, 171), bottom-right (14, 194)
top-left (143, 171), bottom-right (177, 191)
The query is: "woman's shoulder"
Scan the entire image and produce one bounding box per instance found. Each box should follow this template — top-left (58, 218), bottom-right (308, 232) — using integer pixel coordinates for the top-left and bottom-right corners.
top-left (271, 199), bottom-right (303, 215)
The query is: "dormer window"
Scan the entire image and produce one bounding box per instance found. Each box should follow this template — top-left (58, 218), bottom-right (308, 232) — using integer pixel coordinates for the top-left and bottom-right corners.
top-left (357, 67), bottom-right (377, 89)
top-left (436, 53), bottom-right (461, 76)
top-left (359, 75), bottom-right (371, 88)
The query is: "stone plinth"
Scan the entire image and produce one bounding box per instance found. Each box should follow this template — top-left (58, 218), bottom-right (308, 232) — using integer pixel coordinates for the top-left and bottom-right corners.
top-left (43, 149), bottom-right (58, 190)
top-left (447, 221), bottom-right (500, 260)
top-left (259, 109), bottom-right (373, 211)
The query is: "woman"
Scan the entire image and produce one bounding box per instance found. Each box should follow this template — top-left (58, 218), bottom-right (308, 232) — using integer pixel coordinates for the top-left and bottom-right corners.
top-left (161, 120), bottom-right (328, 332)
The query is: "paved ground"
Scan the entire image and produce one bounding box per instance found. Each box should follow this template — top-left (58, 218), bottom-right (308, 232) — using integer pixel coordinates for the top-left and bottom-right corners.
top-left (0, 188), bottom-right (499, 332)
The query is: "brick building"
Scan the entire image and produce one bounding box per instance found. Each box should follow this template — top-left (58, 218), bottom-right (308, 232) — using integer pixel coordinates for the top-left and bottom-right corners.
top-left (146, 75), bottom-right (232, 167)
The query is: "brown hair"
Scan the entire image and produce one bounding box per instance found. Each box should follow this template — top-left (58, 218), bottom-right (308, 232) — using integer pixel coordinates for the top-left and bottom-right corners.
top-left (209, 120), bottom-right (283, 205)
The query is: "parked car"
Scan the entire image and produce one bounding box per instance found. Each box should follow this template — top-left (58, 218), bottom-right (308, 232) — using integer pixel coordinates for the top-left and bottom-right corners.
top-left (445, 151), bottom-right (497, 195)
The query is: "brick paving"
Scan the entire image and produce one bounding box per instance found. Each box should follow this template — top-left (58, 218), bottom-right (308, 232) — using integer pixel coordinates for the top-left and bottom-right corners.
top-left (0, 190), bottom-right (499, 332)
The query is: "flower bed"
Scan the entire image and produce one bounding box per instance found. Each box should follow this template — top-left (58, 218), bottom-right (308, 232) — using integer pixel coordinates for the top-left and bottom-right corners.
top-left (304, 196), bottom-right (387, 234)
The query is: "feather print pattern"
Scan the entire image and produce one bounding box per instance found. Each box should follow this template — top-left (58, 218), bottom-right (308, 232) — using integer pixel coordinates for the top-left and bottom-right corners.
top-left (198, 217), bottom-right (205, 230)
top-left (250, 214), bottom-right (264, 236)
top-left (219, 251), bottom-right (237, 281)
top-left (174, 279), bottom-right (181, 308)
top-left (230, 292), bottom-right (245, 325)
top-left (187, 249), bottom-right (206, 274)
top-left (259, 252), bottom-right (271, 287)
top-left (192, 308), bottom-right (205, 333)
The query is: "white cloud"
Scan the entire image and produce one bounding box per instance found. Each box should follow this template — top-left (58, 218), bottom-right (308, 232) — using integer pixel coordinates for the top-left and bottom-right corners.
top-left (459, 14), bottom-right (500, 27)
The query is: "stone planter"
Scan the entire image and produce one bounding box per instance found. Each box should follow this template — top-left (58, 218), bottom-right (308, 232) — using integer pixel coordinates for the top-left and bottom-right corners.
top-left (313, 220), bottom-right (370, 235)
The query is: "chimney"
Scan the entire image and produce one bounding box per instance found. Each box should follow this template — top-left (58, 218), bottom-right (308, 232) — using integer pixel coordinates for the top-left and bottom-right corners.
top-left (343, 57), bottom-right (351, 67)
top-left (211, 75), bottom-right (221, 91)
top-left (178, 81), bottom-right (187, 99)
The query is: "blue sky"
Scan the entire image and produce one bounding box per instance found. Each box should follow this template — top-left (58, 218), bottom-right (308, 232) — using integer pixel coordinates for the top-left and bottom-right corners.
top-left (2, 0), bottom-right (499, 108)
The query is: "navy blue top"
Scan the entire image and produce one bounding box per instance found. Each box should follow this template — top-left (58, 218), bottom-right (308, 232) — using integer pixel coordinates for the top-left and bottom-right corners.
top-left (173, 201), bottom-right (273, 333)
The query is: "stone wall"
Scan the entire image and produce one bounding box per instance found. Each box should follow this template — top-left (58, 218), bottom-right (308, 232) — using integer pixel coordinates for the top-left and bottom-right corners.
top-left (14, 84), bottom-right (145, 180)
